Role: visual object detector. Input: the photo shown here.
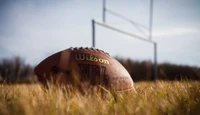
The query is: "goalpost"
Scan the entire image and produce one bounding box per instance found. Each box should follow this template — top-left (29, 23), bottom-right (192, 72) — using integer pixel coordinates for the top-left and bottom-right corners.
top-left (92, 0), bottom-right (157, 81)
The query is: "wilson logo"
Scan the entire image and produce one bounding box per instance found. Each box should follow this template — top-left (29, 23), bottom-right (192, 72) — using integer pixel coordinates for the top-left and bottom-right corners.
top-left (74, 53), bottom-right (109, 64)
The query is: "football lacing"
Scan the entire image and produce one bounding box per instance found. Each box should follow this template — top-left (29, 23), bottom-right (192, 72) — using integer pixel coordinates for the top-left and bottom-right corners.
top-left (69, 47), bottom-right (109, 55)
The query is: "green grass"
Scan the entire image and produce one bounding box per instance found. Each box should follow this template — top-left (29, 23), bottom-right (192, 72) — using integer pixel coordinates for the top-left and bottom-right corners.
top-left (0, 81), bottom-right (200, 115)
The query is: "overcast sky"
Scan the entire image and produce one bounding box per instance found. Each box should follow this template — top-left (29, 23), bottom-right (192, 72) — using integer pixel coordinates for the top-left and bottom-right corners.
top-left (0, 0), bottom-right (200, 67)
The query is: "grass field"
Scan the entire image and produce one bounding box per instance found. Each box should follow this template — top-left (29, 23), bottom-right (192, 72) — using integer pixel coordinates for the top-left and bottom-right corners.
top-left (0, 81), bottom-right (200, 115)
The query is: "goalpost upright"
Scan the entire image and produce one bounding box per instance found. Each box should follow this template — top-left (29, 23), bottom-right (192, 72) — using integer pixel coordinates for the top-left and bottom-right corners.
top-left (92, 0), bottom-right (157, 81)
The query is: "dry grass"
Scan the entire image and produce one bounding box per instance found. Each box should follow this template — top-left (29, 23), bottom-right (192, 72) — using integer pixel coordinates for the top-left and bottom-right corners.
top-left (0, 81), bottom-right (200, 115)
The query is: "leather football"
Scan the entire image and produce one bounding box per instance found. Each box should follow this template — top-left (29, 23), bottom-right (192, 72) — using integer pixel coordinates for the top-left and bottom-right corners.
top-left (34, 47), bottom-right (134, 92)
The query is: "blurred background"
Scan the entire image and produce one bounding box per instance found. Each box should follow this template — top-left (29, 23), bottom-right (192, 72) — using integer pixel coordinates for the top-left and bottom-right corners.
top-left (0, 0), bottom-right (200, 83)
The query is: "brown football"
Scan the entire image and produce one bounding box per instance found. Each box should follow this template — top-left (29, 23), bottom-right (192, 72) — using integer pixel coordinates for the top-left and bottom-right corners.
top-left (34, 47), bottom-right (134, 92)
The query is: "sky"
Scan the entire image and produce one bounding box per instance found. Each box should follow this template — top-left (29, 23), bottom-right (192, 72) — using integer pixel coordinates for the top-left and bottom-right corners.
top-left (0, 0), bottom-right (200, 67)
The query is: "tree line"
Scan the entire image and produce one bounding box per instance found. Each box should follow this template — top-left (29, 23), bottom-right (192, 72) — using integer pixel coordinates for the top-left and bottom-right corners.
top-left (0, 57), bottom-right (199, 83)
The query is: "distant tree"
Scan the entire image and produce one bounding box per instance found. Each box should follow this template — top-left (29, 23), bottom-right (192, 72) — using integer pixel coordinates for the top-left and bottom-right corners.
top-left (0, 57), bottom-right (34, 83)
top-left (116, 57), bottom-right (200, 81)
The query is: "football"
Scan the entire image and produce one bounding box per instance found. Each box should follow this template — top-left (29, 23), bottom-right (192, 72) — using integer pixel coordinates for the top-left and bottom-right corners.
top-left (34, 47), bottom-right (134, 92)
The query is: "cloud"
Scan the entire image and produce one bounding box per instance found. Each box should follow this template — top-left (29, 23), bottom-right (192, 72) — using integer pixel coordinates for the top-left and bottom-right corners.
top-left (1, 0), bottom-right (200, 67)
top-left (154, 27), bottom-right (200, 37)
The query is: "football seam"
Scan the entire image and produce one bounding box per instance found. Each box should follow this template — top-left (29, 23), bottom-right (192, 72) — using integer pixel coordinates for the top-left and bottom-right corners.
top-left (70, 47), bottom-right (110, 56)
